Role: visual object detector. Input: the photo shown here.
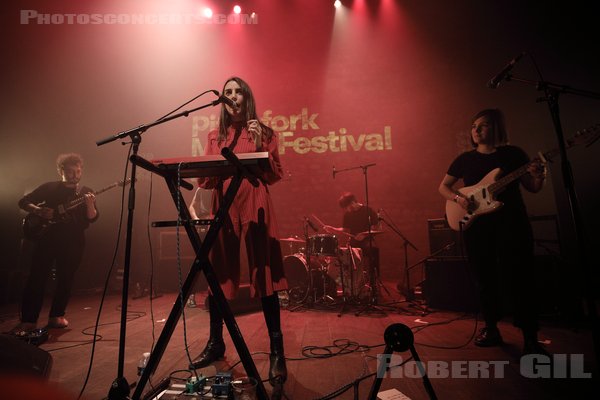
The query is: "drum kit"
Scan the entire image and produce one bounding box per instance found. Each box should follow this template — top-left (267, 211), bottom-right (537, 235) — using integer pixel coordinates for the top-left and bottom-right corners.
top-left (280, 230), bottom-right (384, 306)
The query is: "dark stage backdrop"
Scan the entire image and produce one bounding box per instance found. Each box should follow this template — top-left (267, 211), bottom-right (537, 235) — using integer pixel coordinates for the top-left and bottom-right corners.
top-left (1, 0), bottom-right (598, 295)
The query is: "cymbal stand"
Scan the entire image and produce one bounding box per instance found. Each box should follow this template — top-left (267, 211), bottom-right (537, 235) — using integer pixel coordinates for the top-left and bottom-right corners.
top-left (289, 218), bottom-right (325, 310)
top-left (400, 243), bottom-right (457, 316)
top-left (378, 212), bottom-right (418, 303)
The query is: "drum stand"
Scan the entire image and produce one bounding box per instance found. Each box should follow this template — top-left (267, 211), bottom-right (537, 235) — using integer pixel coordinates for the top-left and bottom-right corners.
top-left (288, 220), bottom-right (337, 311)
top-left (337, 244), bottom-right (363, 317)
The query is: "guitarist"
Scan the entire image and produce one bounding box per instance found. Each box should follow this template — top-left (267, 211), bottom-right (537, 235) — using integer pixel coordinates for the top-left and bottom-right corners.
top-left (11, 153), bottom-right (98, 334)
top-left (438, 109), bottom-right (547, 357)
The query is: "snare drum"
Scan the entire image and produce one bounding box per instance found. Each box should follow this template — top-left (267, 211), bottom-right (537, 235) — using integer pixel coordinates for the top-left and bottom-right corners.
top-left (307, 234), bottom-right (339, 257)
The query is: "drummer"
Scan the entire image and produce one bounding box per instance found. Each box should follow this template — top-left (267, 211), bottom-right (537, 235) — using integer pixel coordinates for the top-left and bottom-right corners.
top-left (322, 192), bottom-right (381, 273)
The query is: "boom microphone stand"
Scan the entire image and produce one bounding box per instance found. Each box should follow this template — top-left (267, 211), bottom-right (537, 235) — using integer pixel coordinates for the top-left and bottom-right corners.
top-left (378, 211), bottom-right (418, 301)
top-left (95, 93), bottom-right (229, 400)
top-left (493, 68), bottom-right (600, 369)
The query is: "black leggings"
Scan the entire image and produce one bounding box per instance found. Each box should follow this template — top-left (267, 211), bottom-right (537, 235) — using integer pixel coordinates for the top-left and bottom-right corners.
top-left (207, 293), bottom-right (281, 333)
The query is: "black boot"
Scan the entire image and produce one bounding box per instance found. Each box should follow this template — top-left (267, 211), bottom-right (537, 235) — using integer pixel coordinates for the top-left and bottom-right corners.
top-left (190, 322), bottom-right (225, 369)
top-left (474, 326), bottom-right (503, 347)
top-left (269, 331), bottom-right (287, 385)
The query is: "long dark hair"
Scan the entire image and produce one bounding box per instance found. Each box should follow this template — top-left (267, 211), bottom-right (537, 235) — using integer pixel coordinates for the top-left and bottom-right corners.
top-left (470, 108), bottom-right (509, 148)
top-left (217, 77), bottom-right (274, 144)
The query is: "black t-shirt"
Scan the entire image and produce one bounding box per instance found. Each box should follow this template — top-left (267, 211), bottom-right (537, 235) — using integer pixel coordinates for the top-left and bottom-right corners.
top-left (19, 181), bottom-right (97, 238)
top-left (342, 204), bottom-right (377, 248)
top-left (447, 145), bottom-right (529, 213)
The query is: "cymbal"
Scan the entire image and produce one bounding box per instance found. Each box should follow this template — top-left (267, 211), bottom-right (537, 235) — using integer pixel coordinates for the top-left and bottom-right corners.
top-left (280, 237), bottom-right (305, 243)
top-left (355, 230), bottom-right (385, 237)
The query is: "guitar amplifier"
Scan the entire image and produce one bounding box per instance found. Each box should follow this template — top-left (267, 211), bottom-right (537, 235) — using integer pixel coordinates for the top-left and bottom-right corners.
top-left (427, 218), bottom-right (464, 258)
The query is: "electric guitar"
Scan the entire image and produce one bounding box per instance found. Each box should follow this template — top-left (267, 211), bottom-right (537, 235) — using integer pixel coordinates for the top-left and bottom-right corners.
top-left (22, 178), bottom-right (132, 240)
top-left (445, 124), bottom-right (599, 231)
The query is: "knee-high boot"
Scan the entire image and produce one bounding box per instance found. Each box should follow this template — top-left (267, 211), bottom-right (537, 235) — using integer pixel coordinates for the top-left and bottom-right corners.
top-left (269, 331), bottom-right (287, 384)
top-left (190, 320), bottom-right (225, 369)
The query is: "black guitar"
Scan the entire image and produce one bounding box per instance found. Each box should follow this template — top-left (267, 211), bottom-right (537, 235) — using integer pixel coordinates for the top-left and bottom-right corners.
top-left (22, 179), bottom-right (131, 240)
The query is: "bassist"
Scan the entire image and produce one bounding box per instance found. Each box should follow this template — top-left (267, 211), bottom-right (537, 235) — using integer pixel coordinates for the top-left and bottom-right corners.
top-left (12, 153), bottom-right (98, 333)
top-left (438, 109), bottom-right (547, 357)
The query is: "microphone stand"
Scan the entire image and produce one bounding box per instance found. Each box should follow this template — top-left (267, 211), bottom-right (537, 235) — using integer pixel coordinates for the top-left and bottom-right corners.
top-left (368, 323), bottom-right (438, 400)
top-left (333, 163), bottom-right (391, 315)
top-left (288, 217), bottom-right (316, 311)
top-left (96, 97), bottom-right (222, 400)
top-left (378, 213), bottom-right (418, 302)
top-left (501, 73), bottom-right (600, 369)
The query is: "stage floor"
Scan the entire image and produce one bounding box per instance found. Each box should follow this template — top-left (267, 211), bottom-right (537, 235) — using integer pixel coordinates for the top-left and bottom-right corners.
top-left (0, 282), bottom-right (597, 400)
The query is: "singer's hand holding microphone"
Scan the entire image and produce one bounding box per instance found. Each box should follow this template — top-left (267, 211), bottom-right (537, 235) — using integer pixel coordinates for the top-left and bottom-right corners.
top-left (247, 119), bottom-right (263, 148)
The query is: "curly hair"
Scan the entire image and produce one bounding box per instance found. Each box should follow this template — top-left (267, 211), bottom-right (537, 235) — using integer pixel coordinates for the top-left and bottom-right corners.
top-left (56, 153), bottom-right (83, 174)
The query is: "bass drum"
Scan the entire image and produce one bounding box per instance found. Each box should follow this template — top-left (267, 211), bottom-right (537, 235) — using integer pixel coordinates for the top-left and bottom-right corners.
top-left (283, 254), bottom-right (336, 301)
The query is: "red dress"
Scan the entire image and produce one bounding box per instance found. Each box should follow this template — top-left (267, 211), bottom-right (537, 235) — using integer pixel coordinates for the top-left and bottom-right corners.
top-left (198, 125), bottom-right (288, 299)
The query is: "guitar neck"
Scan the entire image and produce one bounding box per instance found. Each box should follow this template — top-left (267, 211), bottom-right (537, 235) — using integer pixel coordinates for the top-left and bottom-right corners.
top-left (64, 182), bottom-right (121, 211)
top-left (488, 147), bottom-right (559, 194)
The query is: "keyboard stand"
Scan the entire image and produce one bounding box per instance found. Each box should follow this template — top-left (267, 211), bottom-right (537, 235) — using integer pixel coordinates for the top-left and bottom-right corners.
top-left (129, 150), bottom-right (269, 400)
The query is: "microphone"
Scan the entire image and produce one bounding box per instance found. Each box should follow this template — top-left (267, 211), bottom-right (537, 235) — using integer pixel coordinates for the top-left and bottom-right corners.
top-left (487, 51), bottom-right (526, 89)
top-left (332, 166), bottom-right (336, 179)
top-left (218, 95), bottom-right (239, 111)
top-left (304, 216), bottom-right (319, 232)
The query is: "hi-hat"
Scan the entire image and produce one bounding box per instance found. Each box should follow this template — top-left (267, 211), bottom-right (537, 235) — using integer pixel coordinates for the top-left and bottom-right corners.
top-left (280, 237), bottom-right (305, 243)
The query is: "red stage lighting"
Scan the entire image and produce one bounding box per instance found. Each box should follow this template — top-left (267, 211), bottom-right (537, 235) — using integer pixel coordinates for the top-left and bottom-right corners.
top-left (233, 5), bottom-right (241, 14)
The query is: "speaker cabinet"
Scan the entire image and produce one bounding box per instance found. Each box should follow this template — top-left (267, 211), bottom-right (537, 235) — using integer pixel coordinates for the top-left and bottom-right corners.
top-left (423, 258), bottom-right (479, 312)
top-left (0, 334), bottom-right (52, 377)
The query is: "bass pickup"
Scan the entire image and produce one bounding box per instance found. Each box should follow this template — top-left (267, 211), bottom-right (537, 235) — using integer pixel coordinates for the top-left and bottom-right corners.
top-left (151, 219), bottom-right (213, 228)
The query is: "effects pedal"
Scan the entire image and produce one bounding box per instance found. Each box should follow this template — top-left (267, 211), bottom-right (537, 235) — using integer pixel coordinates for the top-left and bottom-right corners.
top-left (13, 328), bottom-right (49, 346)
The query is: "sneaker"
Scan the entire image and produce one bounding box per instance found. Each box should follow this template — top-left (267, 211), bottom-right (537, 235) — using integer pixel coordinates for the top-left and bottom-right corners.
top-left (474, 327), bottom-right (503, 347)
top-left (47, 316), bottom-right (69, 329)
top-left (8, 322), bottom-right (36, 335)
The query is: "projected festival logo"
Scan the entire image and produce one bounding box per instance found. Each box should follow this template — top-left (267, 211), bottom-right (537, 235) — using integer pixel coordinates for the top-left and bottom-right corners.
top-left (191, 108), bottom-right (393, 156)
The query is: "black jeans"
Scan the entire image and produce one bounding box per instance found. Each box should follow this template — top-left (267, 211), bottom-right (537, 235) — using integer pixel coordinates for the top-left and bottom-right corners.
top-left (463, 209), bottom-right (538, 333)
top-left (21, 233), bottom-right (84, 323)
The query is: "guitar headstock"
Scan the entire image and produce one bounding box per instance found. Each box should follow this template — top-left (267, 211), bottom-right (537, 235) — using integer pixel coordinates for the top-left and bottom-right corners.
top-left (119, 178), bottom-right (135, 187)
top-left (567, 123), bottom-right (600, 148)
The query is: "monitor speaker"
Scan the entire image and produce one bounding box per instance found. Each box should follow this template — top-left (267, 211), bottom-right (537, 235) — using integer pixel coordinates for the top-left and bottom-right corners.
top-left (0, 334), bottom-right (52, 377)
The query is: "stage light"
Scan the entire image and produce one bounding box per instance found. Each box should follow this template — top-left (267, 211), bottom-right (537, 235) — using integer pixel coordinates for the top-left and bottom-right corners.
top-left (203, 7), bottom-right (213, 18)
top-left (334, 0), bottom-right (342, 8)
top-left (233, 5), bottom-right (241, 14)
